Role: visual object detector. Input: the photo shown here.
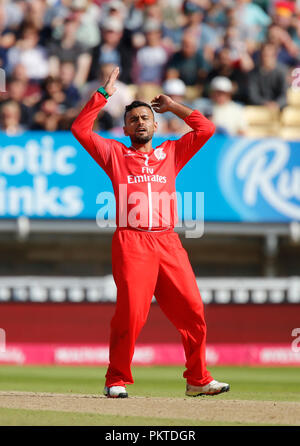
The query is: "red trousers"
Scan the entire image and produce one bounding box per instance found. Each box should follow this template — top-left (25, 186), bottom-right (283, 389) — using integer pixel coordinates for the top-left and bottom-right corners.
top-left (105, 228), bottom-right (212, 388)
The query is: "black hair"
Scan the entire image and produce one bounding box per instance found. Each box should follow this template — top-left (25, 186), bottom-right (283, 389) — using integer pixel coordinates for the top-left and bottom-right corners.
top-left (124, 100), bottom-right (154, 123)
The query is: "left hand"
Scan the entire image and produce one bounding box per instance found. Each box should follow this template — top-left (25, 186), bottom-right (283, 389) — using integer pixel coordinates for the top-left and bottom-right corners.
top-left (103, 66), bottom-right (120, 97)
top-left (151, 94), bottom-right (174, 114)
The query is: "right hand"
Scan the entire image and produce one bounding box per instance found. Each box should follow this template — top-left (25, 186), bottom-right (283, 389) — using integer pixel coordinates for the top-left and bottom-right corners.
top-left (103, 66), bottom-right (120, 96)
top-left (151, 94), bottom-right (174, 114)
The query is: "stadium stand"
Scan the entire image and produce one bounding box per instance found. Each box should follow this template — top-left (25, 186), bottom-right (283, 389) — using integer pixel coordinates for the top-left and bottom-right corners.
top-left (287, 86), bottom-right (300, 106)
top-left (244, 105), bottom-right (280, 136)
top-left (279, 125), bottom-right (300, 139)
top-left (244, 105), bottom-right (280, 126)
top-left (280, 105), bottom-right (300, 126)
top-left (0, 0), bottom-right (299, 136)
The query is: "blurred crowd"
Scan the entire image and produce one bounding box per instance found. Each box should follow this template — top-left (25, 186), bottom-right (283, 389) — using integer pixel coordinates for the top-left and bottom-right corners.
top-left (0, 0), bottom-right (300, 136)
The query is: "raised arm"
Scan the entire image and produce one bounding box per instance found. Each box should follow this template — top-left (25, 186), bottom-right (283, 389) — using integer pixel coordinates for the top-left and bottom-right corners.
top-left (151, 94), bottom-right (215, 173)
top-left (151, 94), bottom-right (194, 119)
top-left (71, 66), bottom-right (120, 172)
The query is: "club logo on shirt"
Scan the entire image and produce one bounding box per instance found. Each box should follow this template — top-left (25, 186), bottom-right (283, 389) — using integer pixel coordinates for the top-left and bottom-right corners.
top-left (154, 147), bottom-right (166, 161)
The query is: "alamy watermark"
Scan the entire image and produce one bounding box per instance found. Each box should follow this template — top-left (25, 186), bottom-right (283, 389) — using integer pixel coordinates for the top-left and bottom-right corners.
top-left (291, 328), bottom-right (300, 353)
top-left (96, 187), bottom-right (205, 238)
top-left (0, 328), bottom-right (5, 353)
top-left (0, 68), bottom-right (6, 93)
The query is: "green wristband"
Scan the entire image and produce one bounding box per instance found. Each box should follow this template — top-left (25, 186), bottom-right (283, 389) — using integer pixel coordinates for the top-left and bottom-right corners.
top-left (97, 86), bottom-right (110, 99)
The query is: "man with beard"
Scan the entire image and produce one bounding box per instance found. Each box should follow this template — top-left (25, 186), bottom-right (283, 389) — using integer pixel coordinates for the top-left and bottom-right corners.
top-left (71, 66), bottom-right (230, 399)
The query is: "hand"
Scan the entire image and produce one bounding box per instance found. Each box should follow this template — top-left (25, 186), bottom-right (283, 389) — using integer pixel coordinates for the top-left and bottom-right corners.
top-left (151, 94), bottom-right (174, 114)
top-left (103, 66), bottom-right (120, 96)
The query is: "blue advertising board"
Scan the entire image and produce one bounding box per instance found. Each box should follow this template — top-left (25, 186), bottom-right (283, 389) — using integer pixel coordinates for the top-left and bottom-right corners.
top-left (0, 131), bottom-right (299, 222)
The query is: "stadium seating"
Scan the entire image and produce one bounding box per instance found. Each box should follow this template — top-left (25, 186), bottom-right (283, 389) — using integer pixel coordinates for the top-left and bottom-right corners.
top-left (280, 106), bottom-right (300, 126)
top-left (244, 105), bottom-right (280, 126)
top-left (245, 125), bottom-right (278, 138)
top-left (278, 106), bottom-right (300, 140)
top-left (278, 126), bottom-right (300, 140)
top-left (286, 87), bottom-right (300, 107)
top-left (244, 106), bottom-right (280, 137)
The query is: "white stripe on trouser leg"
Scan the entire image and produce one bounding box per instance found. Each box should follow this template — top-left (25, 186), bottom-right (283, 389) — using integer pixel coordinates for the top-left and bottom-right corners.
top-left (148, 182), bottom-right (152, 230)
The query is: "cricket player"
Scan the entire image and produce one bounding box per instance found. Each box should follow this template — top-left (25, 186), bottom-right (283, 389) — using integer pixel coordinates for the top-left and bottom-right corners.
top-left (71, 66), bottom-right (230, 398)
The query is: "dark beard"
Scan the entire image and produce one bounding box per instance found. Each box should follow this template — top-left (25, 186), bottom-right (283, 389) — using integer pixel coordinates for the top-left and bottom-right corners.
top-left (131, 133), bottom-right (153, 144)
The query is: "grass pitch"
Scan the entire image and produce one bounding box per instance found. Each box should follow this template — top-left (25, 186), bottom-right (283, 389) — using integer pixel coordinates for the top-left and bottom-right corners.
top-left (0, 365), bottom-right (299, 426)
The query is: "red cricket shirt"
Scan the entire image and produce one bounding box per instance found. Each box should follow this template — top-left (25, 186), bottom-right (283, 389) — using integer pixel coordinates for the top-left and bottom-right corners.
top-left (71, 92), bottom-right (215, 231)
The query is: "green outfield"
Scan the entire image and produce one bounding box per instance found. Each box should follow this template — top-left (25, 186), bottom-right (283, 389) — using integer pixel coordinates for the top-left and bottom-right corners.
top-left (0, 365), bottom-right (299, 426)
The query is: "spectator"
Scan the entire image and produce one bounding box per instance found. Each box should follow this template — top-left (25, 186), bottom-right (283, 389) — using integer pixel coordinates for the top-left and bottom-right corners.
top-left (0, 77), bottom-right (33, 127)
top-left (158, 1), bottom-right (220, 61)
top-left (49, 0), bottom-right (101, 49)
top-left (159, 78), bottom-right (192, 135)
top-left (195, 76), bottom-right (247, 136)
top-left (266, 23), bottom-right (299, 68)
top-left (205, 1), bottom-right (228, 31)
top-left (141, 1), bottom-right (177, 53)
top-left (92, 17), bottom-right (134, 84)
top-left (248, 42), bottom-right (288, 110)
top-left (31, 99), bottom-right (61, 131)
top-left (39, 76), bottom-right (76, 113)
top-left (291, 10), bottom-right (300, 50)
top-left (69, 0), bottom-right (101, 50)
top-left (0, 0), bottom-right (25, 31)
top-left (11, 63), bottom-right (42, 108)
top-left (24, 0), bottom-right (48, 33)
top-left (49, 62), bottom-right (82, 131)
top-left (204, 46), bottom-right (253, 104)
top-left (166, 30), bottom-right (209, 86)
top-left (0, 1), bottom-right (19, 61)
top-left (6, 23), bottom-right (49, 81)
top-left (59, 61), bottom-right (81, 108)
top-left (182, 1), bottom-right (220, 53)
top-left (0, 0), bottom-right (297, 134)
top-left (0, 100), bottom-right (26, 135)
top-left (44, 0), bottom-right (72, 30)
top-left (92, 109), bottom-right (115, 132)
top-left (154, 1), bottom-right (185, 51)
top-left (162, 78), bottom-right (188, 105)
top-left (122, 0), bottom-right (144, 33)
top-left (47, 14), bottom-right (92, 88)
top-left (234, 0), bottom-right (272, 45)
top-left (271, 0), bottom-right (295, 31)
top-left (133, 19), bottom-right (170, 85)
top-left (101, 0), bottom-right (127, 24)
top-left (222, 25), bottom-right (255, 72)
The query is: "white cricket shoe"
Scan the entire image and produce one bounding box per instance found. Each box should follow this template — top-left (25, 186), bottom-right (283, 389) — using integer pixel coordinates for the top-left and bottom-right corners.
top-left (186, 379), bottom-right (230, 397)
top-left (103, 386), bottom-right (128, 398)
